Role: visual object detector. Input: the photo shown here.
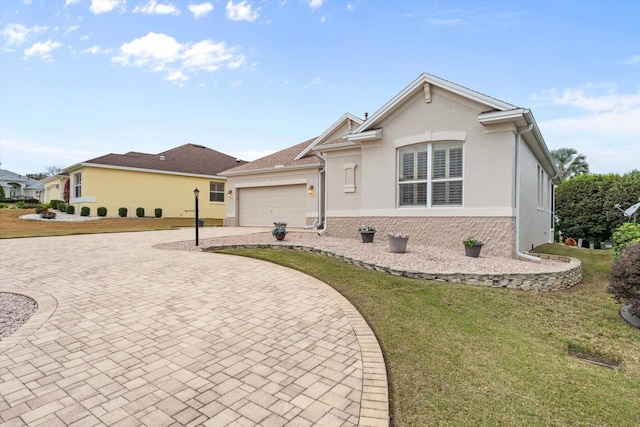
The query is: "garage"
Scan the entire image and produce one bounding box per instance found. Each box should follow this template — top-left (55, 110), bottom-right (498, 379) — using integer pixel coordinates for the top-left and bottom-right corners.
top-left (238, 185), bottom-right (307, 228)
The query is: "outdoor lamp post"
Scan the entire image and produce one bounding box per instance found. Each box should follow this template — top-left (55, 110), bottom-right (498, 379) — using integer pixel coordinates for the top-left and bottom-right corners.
top-left (194, 187), bottom-right (200, 246)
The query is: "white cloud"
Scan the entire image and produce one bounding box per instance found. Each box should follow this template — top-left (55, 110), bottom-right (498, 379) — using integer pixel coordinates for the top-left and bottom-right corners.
top-left (164, 70), bottom-right (188, 86)
top-left (112, 32), bottom-right (245, 83)
top-left (65, 0), bottom-right (81, 5)
top-left (537, 86), bottom-right (640, 174)
top-left (23, 40), bottom-right (62, 60)
top-left (112, 32), bottom-right (182, 69)
top-left (230, 80), bottom-right (242, 87)
top-left (308, 0), bottom-right (322, 10)
top-left (82, 45), bottom-right (111, 54)
top-left (226, 1), bottom-right (259, 22)
top-left (188, 2), bottom-right (213, 19)
top-left (133, 0), bottom-right (181, 16)
top-left (304, 77), bottom-right (322, 88)
top-left (622, 54), bottom-right (640, 65)
top-left (2, 24), bottom-right (29, 48)
top-left (89, 0), bottom-right (125, 15)
top-left (347, 3), bottom-right (355, 11)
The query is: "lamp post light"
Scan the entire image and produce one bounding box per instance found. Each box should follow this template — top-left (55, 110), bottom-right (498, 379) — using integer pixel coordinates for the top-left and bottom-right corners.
top-left (194, 187), bottom-right (200, 246)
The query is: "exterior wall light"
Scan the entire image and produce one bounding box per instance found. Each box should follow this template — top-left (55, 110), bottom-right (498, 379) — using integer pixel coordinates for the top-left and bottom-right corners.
top-left (227, 190), bottom-right (233, 198)
top-left (308, 185), bottom-right (314, 195)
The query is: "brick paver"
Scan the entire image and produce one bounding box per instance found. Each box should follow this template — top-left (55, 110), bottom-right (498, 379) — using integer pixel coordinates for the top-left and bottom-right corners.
top-left (0, 228), bottom-right (388, 426)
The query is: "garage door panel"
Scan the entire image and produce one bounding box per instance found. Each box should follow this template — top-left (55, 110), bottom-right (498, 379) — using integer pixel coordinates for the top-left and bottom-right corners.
top-left (239, 185), bottom-right (306, 228)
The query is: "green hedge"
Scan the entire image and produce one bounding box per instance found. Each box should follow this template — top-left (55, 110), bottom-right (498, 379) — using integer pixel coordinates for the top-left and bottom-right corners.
top-left (119, 207), bottom-right (127, 217)
top-left (57, 202), bottom-right (66, 212)
top-left (97, 207), bottom-right (107, 217)
top-left (66, 205), bottom-right (75, 214)
top-left (154, 208), bottom-right (162, 218)
top-left (136, 207), bottom-right (145, 218)
top-left (81, 206), bottom-right (90, 216)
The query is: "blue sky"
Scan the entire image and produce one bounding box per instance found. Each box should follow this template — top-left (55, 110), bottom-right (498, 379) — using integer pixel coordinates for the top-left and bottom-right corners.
top-left (1, 0), bottom-right (638, 176)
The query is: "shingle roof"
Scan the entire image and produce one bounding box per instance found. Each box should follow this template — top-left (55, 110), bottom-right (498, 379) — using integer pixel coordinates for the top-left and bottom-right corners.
top-left (222, 138), bottom-right (323, 175)
top-left (0, 169), bottom-right (44, 189)
top-left (79, 144), bottom-right (246, 176)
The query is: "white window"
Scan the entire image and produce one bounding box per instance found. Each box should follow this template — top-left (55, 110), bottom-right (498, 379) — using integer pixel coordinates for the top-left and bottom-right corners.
top-left (74, 172), bottom-right (82, 198)
top-left (209, 182), bottom-right (225, 202)
top-left (398, 142), bottom-right (463, 207)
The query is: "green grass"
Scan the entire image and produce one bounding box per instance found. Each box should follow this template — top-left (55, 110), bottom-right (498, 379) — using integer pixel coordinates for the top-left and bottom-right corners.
top-left (216, 244), bottom-right (640, 426)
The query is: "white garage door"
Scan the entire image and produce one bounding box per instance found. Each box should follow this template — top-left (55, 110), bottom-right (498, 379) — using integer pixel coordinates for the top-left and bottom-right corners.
top-left (238, 185), bottom-right (307, 228)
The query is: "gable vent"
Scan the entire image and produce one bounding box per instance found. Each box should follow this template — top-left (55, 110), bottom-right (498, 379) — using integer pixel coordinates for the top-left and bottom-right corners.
top-left (159, 155), bottom-right (165, 161)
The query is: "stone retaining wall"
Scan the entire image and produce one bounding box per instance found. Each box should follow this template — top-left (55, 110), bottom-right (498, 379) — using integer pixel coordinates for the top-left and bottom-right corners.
top-left (203, 244), bottom-right (583, 291)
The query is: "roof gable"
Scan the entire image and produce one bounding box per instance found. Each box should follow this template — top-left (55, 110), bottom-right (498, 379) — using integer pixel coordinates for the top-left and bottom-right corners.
top-left (295, 113), bottom-right (363, 160)
top-left (355, 73), bottom-right (517, 133)
top-left (72, 143), bottom-right (245, 176)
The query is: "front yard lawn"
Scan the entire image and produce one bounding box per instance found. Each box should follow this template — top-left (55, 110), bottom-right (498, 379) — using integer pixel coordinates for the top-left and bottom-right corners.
top-left (219, 244), bottom-right (640, 426)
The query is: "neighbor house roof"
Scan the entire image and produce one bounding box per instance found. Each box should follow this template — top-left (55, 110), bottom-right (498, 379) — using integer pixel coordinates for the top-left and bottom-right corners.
top-left (222, 138), bottom-right (324, 176)
top-left (67, 144), bottom-right (246, 177)
top-left (0, 169), bottom-right (44, 190)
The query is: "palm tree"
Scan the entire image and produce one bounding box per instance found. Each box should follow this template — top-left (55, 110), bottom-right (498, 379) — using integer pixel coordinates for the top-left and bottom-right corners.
top-left (550, 148), bottom-right (589, 179)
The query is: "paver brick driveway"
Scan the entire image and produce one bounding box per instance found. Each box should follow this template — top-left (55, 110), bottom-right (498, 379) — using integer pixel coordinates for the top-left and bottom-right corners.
top-left (0, 228), bottom-right (388, 426)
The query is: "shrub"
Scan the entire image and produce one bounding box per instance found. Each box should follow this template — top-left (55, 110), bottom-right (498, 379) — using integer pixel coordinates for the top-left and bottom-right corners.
top-left (154, 208), bottom-right (162, 218)
top-left (611, 223), bottom-right (640, 259)
top-left (136, 207), bottom-right (145, 218)
top-left (97, 207), bottom-right (107, 217)
top-left (0, 186), bottom-right (4, 199)
top-left (15, 201), bottom-right (25, 208)
top-left (35, 205), bottom-right (48, 214)
top-left (50, 199), bottom-right (63, 210)
top-left (66, 205), bottom-right (75, 214)
top-left (22, 203), bottom-right (41, 209)
top-left (0, 203), bottom-right (8, 209)
top-left (607, 242), bottom-right (640, 317)
top-left (40, 210), bottom-right (57, 219)
top-left (118, 207), bottom-right (128, 218)
top-left (56, 202), bottom-right (66, 212)
top-left (81, 206), bottom-right (90, 216)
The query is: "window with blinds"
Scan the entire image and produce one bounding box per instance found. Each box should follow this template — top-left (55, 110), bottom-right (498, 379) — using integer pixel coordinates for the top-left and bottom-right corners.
top-left (397, 142), bottom-right (463, 207)
top-left (209, 182), bottom-right (225, 203)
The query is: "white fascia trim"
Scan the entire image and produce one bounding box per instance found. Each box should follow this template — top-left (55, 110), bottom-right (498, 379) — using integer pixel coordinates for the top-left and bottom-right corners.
top-left (311, 140), bottom-right (358, 153)
top-left (345, 128), bottom-right (382, 143)
top-left (70, 163), bottom-right (225, 180)
top-left (223, 163), bottom-right (323, 177)
top-left (354, 73), bottom-right (517, 133)
top-left (478, 108), bottom-right (528, 125)
top-left (295, 112), bottom-right (363, 160)
top-left (327, 207), bottom-right (515, 217)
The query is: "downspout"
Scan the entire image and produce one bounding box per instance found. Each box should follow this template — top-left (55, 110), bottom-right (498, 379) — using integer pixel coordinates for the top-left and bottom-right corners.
top-left (304, 166), bottom-right (324, 230)
top-left (515, 123), bottom-right (541, 263)
top-left (318, 152), bottom-right (329, 235)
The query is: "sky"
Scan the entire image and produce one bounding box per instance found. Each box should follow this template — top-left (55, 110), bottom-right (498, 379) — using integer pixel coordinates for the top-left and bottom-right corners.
top-left (1, 0), bottom-right (639, 176)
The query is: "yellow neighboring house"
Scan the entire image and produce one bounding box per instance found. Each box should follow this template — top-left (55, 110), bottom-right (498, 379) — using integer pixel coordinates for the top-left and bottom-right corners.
top-left (64, 144), bottom-right (245, 221)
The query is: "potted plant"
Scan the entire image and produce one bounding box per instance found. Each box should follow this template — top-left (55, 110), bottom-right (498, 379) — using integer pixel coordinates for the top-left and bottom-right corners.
top-left (463, 236), bottom-right (484, 258)
top-left (388, 231), bottom-right (409, 253)
top-left (359, 225), bottom-right (376, 243)
top-left (272, 222), bottom-right (287, 241)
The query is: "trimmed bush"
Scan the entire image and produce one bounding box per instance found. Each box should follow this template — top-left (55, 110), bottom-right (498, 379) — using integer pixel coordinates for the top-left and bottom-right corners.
top-left (118, 207), bottom-right (128, 218)
top-left (66, 205), bottom-right (75, 214)
top-left (50, 199), bottom-right (63, 210)
top-left (56, 202), bottom-right (66, 212)
top-left (612, 223), bottom-right (640, 259)
top-left (154, 208), bottom-right (162, 218)
top-left (81, 206), bottom-right (90, 216)
top-left (608, 242), bottom-right (640, 317)
top-left (35, 205), bottom-right (48, 214)
top-left (136, 207), bottom-right (145, 218)
top-left (97, 207), bottom-right (107, 217)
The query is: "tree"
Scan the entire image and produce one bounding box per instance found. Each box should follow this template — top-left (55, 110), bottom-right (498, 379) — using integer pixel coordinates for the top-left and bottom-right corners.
top-left (26, 165), bottom-right (64, 181)
top-left (555, 171), bottom-right (640, 244)
top-left (550, 147), bottom-right (589, 179)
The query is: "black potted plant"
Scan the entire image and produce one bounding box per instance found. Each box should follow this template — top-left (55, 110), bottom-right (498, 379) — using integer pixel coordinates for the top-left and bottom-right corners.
top-left (463, 236), bottom-right (484, 257)
top-left (359, 225), bottom-right (376, 243)
top-left (272, 222), bottom-right (287, 241)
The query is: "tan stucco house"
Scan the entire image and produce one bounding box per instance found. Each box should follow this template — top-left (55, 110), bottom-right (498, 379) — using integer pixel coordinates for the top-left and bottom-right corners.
top-left (64, 143), bottom-right (245, 220)
top-left (222, 73), bottom-right (561, 258)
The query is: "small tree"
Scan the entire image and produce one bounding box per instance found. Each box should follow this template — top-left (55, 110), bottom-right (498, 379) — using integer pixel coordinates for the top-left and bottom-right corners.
top-left (63, 179), bottom-right (70, 203)
top-left (550, 147), bottom-right (589, 179)
top-left (608, 242), bottom-right (640, 317)
top-left (0, 185), bottom-right (5, 200)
